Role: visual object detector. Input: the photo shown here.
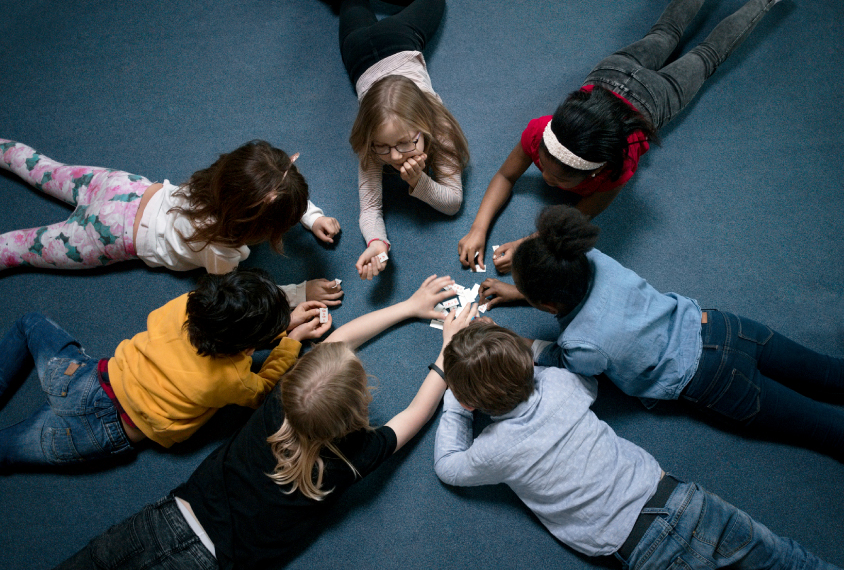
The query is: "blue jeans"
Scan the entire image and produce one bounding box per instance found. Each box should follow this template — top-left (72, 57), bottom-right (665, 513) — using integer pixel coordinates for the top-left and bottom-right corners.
top-left (584, 0), bottom-right (781, 129)
top-left (339, 0), bottom-right (445, 85)
top-left (618, 479), bottom-right (839, 569)
top-left (681, 310), bottom-right (844, 460)
top-left (0, 313), bottom-right (133, 469)
top-left (55, 496), bottom-right (217, 570)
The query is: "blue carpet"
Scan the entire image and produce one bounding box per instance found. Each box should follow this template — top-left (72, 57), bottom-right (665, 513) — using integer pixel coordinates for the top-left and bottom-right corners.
top-left (1, 0), bottom-right (843, 568)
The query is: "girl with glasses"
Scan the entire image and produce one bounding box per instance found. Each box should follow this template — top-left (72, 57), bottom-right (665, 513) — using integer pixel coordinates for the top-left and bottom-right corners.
top-left (340, 0), bottom-right (470, 280)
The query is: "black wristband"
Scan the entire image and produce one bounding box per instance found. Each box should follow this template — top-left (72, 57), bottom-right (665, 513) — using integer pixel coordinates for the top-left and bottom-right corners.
top-left (428, 363), bottom-right (445, 380)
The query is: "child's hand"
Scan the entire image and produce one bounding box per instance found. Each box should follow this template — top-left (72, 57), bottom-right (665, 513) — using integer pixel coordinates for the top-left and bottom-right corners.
top-left (288, 301), bottom-right (327, 331)
top-left (458, 228), bottom-right (487, 270)
top-left (288, 312), bottom-right (332, 342)
top-left (406, 274), bottom-right (456, 319)
top-left (356, 240), bottom-right (389, 280)
top-left (311, 216), bottom-right (341, 244)
top-left (478, 278), bottom-right (525, 310)
top-left (399, 153), bottom-right (427, 188)
top-left (442, 302), bottom-right (478, 347)
top-left (491, 238), bottom-right (525, 273)
top-left (306, 278), bottom-right (344, 306)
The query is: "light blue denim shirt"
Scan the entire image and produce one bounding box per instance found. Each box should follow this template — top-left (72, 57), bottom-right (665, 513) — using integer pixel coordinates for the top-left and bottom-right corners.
top-left (434, 367), bottom-right (662, 557)
top-left (533, 249), bottom-right (702, 406)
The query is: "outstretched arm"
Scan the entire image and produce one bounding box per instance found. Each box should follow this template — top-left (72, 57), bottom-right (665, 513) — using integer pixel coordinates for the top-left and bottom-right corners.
top-left (324, 275), bottom-right (455, 350)
top-left (386, 304), bottom-right (479, 451)
top-left (458, 142), bottom-right (532, 269)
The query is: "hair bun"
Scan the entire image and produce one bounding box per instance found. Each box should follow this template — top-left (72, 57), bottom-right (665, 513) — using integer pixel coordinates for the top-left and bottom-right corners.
top-left (536, 205), bottom-right (600, 260)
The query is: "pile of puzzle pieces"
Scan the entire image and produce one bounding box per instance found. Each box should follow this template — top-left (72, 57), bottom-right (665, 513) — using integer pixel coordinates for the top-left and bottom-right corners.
top-left (430, 282), bottom-right (488, 330)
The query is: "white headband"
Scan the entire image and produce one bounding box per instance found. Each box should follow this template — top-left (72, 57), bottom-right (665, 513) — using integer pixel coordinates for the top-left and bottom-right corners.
top-left (542, 123), bottom-right (606, 171)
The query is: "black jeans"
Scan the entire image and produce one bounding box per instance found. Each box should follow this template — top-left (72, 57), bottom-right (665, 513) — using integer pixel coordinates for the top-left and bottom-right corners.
top-left (584, 0), bottom-right (781, 129)
top-left (55, 496), bottom-right (217, 570)
top-left (339, 0), bottom-right (445, 85)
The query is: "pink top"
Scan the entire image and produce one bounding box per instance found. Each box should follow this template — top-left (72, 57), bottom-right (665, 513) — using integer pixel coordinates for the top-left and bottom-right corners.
top-left (520, 86), bottom-right (649, 197)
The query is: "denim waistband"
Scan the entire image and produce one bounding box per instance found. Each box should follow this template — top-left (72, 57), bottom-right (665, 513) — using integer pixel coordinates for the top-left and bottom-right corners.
top-left (617, 475), bottom-right (680, 559)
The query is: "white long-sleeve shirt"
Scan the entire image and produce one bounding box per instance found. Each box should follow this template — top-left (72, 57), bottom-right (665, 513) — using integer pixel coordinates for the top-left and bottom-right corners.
top-left (135, 180), bottom-right (321, 305)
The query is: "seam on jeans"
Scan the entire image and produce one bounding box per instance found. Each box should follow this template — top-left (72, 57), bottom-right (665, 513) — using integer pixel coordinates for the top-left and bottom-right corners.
top-left (632, 484), bottom-right (696, 570)
top-left (685, 311), bottom-right (731, 404)
top-left (736, 318), bottom-right (774, 345)
top-left (41, 426), bottom-right (83, 464)
top-left (90, 509), bottom-right (144, 568)
top-left (691, 492), bottom-right (754, 558)
top-left (704, 366), bottom-right (760, 423)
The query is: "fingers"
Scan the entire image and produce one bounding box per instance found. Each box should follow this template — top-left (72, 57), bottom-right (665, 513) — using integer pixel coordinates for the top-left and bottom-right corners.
top-left (357, 257), bottom-right (386, 280)
top-left (421, 274), bottom-right (438, 288)
top-left (457, 239), bottom-right (477, 268)
top-left (493, 251), bottom-right (512, 273)
top-left (428, 275), bottom-right (453, 290)
top-left (310, 317), bottom-right (333, 338)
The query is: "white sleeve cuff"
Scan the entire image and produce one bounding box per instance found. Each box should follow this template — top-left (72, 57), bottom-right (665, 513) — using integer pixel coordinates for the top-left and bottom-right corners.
top-left (278, 281), bottom-right (307, 308)
top-left (300, 200), bottom-right (324, 230)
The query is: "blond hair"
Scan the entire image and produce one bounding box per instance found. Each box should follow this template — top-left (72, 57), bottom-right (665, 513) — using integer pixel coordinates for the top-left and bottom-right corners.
top-left (349, 75), bottom-right (469, 178)
top-left (266, 343), bottom-right (372, 501)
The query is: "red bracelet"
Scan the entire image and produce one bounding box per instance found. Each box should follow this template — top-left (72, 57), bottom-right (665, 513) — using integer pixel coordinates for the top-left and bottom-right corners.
top-left (367, 238), bottom-right (390, 250)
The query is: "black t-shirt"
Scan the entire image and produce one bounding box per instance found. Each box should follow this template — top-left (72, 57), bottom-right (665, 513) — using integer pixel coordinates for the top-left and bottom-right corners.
top-left (174, 382), bottom-right (398, 570)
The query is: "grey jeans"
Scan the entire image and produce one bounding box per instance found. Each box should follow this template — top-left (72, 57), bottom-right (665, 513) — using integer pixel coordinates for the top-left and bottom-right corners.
top-left (584, 0), bottom-right (780, 129)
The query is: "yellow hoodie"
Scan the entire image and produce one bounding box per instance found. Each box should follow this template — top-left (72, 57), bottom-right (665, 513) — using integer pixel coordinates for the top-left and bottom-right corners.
top-left (108, 293), bottom-right (301, 447)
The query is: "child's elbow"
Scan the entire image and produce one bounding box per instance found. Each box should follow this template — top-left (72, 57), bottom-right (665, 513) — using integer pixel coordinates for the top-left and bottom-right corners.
top-left (433, 457), bottom-right (462, 486)
top-left (441, 194), bottom-right (462, 216)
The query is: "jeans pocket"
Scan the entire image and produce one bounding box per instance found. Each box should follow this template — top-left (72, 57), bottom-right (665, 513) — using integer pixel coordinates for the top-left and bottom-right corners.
top-left (704, 368), bottom-right (760, 423)
top-left (736, 318), bottom-right (774, 345)
top-left (692, 491), bottom-right (753, 559)
top-left (41, 424), bottom-right (82, 464)
top-left (666, 557), bottom-right (693, 570)
top-left (41, 357), bottom-right (82, 397)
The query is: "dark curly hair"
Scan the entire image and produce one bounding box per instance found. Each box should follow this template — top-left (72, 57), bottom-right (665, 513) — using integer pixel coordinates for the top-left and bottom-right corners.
top-left (184, 268), bottom-right (291, 357)
top-left (512, 205), bottom-right (600, 315)
top-left (539, 87), bottom-right (657, 180)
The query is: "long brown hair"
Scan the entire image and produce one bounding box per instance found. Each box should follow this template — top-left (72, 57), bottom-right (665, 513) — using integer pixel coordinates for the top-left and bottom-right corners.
top-left (266, 342), bottom-right (373, 501)
top-left (349, 75), bottom-right (469, 180)
top-left (171, 140), bottom-right (308, 253)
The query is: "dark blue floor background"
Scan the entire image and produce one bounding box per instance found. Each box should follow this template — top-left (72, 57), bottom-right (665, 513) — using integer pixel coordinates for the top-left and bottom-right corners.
top-left (1, 0), bottom-right (843, 568)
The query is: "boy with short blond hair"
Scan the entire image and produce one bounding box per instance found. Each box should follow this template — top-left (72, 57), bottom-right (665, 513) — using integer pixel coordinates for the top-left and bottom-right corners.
top-left (434, 321), bottom-right (837, 569)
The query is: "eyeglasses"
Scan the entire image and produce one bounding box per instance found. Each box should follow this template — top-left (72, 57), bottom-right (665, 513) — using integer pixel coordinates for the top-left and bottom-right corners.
top-left (371, 132), bottom-right (421, 155)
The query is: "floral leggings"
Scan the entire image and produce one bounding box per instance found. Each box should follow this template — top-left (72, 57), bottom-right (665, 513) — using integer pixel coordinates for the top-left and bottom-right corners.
top-left (0, 139), bottom-right (150, 270)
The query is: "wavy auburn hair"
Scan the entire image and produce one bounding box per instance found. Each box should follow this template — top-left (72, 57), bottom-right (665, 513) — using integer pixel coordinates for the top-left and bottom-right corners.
top-left (171, 140), bottom-right (308, 254)
top-left (349, 75), bottom-right (469, 180)
top-left (266, 342), bottom-right (373, 501)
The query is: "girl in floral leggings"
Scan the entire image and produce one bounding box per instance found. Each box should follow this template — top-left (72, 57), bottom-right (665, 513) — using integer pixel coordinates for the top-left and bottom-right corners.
top-left (0, 140), bottom-right (340, 276)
